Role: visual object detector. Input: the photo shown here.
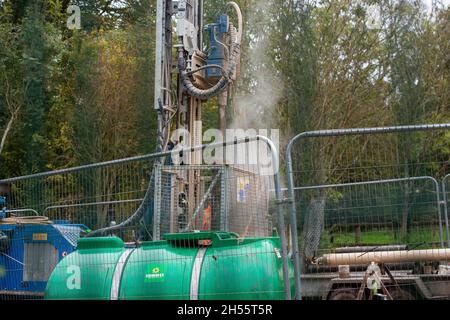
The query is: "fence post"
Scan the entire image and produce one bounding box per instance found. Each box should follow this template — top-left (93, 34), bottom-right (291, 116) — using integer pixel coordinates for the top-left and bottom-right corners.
top-left (443, 174), bottom-right (450, 248)
top-left (256, 135), bottom-right (292, 300)
top-left (153, 164), bottom-right (162, 241)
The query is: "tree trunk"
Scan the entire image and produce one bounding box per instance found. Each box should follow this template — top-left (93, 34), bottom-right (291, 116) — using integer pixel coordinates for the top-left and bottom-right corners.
top-left (96, 170), bottom-right (118, 229)
top-left (0, 111), bottom-right (18, 157)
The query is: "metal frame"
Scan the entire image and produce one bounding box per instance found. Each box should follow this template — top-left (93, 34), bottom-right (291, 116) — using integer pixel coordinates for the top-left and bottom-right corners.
top-left (43, 199), bottom-right (144, 215)
top-left (153, 164), bottom-right (224, 237)
top-left (5, 209), bottom-right (39, 216)
top-left (285, 123), bottom-right (450, 300)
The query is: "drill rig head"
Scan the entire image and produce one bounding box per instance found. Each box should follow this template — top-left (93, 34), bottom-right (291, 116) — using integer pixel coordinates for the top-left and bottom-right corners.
top-left (175, 0), bottom-right (242, 100)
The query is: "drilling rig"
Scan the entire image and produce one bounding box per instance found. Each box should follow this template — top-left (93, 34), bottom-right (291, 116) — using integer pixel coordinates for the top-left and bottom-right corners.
top-left (84, 0), bottom-right (246, 241)
top-left (44, 0), bottom-right (294, 300)
top-left (150, 0), bottom-right (244, 239)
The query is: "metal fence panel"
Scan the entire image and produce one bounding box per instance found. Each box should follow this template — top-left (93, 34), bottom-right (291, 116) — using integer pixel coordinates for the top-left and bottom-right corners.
top-left (0, 136), bottom-right (291, 300)
top-left (286, 124), bottom-right (450, 300)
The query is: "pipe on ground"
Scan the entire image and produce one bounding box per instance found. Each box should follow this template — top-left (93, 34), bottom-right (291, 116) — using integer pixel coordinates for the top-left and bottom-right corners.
top-left (316, 248), bottom-right (450, 266)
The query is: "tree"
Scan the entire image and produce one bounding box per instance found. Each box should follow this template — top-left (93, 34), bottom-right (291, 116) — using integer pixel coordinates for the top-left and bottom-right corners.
top-left (0, 21), bottom-right (24, 158)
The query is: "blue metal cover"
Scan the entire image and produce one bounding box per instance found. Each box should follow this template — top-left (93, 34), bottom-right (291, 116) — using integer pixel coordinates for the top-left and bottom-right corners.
top-left (0, 222), bottom-right (84, 298)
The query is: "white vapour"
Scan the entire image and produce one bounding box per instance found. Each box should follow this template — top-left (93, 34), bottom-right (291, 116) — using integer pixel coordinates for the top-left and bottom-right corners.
top-left (230, 0), bottom-right (283, 131)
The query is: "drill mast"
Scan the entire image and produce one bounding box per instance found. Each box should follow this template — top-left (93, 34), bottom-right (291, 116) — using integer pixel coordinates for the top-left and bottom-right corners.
top-left (154, 0), bottom-right (242, 157)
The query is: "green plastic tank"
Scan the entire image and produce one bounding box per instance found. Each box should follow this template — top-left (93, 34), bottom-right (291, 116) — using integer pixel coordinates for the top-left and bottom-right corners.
top-left (45, 232), bottom-right (293, 300)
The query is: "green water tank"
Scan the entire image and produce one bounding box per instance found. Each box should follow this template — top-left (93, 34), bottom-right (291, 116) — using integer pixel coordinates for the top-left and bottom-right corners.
top-left (45, 232), bottom-right (293, 300)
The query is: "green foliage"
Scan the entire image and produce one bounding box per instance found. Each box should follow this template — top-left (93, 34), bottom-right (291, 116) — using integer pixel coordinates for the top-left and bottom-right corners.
top-left (0, 0), bottom-right (448, 181)
top-left (0, 0), bottom-right (158, 177)
top-left (1, 0), bottom-right (64, 175)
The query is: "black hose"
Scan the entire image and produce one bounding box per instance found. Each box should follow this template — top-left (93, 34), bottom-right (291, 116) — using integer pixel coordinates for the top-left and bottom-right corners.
top-left (178, 26), bottom-right (241, 100)
top-left (85, 171), bottom-right (156, 238)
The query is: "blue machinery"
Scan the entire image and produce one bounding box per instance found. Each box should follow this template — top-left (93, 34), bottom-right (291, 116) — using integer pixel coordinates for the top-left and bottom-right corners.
top-left (0, 196), bottom-right (87, 298)
top-left (205, 14), bottom-right (231, 80)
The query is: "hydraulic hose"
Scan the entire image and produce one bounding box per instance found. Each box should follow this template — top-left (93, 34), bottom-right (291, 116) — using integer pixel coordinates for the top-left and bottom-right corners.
top-left (227, 1), bottom-right (243, 44)
top-left (85, 171), bottom-right (155, 238)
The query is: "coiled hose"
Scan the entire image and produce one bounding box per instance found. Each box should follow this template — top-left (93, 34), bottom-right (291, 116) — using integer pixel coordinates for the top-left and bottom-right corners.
top-left (178, 38), bottom-right (240, 100)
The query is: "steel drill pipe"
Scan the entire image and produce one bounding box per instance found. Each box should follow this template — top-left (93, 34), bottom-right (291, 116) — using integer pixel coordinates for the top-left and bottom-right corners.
top-left (316, 248), bottom-right (450, 266)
